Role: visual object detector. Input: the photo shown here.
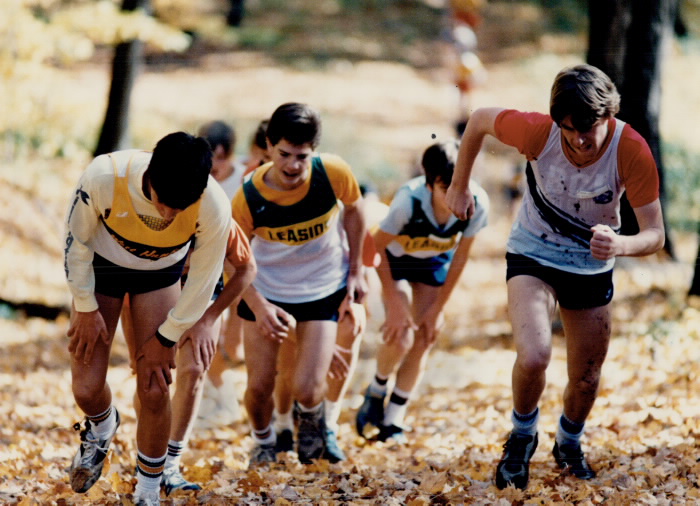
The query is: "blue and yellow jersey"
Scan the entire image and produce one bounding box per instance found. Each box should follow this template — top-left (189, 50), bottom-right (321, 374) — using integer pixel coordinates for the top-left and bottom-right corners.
top-left (380, 176), bottom-right (489, 260)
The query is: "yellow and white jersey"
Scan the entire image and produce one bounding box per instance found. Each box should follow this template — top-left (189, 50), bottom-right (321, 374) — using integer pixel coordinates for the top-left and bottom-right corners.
top-left (94, 151), bottom-right (201, 264)
top-left (64, 149), bottom-right (231, 341)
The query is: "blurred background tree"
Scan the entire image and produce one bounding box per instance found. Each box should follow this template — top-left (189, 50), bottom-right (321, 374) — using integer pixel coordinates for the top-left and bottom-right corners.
top-left (588, 0), bottom-right (683, 258)
top-left (2, 0), bottom-right (700, 309)
top-left (1, 0), bottom-right (190, 160)
top-left (93, 0), bottom-right (150, 156)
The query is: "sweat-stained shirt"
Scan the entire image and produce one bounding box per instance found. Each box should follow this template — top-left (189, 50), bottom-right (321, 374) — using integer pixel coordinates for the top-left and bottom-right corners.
top-left (232, 153), bottom-right (361, 303)
top-left (64, 149), bottom-right (231, 343)
top-left (495, 110), bottom-right (659, 274)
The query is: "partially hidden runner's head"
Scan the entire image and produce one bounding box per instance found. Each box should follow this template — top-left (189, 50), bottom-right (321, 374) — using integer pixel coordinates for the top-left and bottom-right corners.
top-left (266, 102), bottom-right (322, 149)
top-left (549, 64), bottom-right (620, 133)
top-left (244, 119), bottom-right (271, 174)
top-left (421, 139), bottom-right (460, 190)
top-left (252, 119), bottom-right (269, 152)
top-left (146, 131), bottom-right (212, 210)
top-left (198, 120), bottom-right (235, 157)
top-left (198, 120), bottom-right (236, 182)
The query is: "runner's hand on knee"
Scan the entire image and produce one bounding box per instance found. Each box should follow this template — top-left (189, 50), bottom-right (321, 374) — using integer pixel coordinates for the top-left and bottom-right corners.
top-left (68, 309), bottom-right (109, 364)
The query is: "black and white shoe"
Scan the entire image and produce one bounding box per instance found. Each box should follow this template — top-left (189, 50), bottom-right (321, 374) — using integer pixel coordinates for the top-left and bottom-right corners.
top-left (69, 409), bottom-right (121, 493)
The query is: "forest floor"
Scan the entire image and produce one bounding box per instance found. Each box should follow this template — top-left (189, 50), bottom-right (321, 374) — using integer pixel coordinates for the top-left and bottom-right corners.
top-left (3, 1), bottom-right (700, 504)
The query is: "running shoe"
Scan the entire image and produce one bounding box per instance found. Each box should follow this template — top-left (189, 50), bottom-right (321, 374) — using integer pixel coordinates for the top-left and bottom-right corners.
top-left (376, 423), bottom-right (408, 444)
top-left (249, 443), bottom-right (277, 467)
top-left (133, 488), bottom-right (160, 506)
top-left (552, 441), bottom-right (596, 479)
top-left (296, 405), bottom-right (327, 464)
top-left (275, 429), bottom-right (294, 453)
top-left (355, 386), bottom-right (385, 438)
top-left (495, 432), bottom-right (538, 490)
top-left (69, 409), bottom-right (121, 493)
top-left (161, 467), bottom-right (202, 496)
top-left (322, 428), bottom-right (346, 463)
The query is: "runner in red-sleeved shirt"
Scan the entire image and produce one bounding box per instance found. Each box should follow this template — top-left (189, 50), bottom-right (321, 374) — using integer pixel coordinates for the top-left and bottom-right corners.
top-left (446, 64), bottom-right (665, 490)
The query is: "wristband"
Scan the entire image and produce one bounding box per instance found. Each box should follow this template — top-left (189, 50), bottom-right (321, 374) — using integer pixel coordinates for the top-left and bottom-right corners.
top-left (155, 330), bottom-right (176, 348)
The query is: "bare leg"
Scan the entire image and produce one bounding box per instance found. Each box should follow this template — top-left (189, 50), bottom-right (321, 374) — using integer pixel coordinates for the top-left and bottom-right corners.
top-left (560, 304), bottom-right (612, 423)
top-left (119, 295), bottom-right (141, 417)
top-left (129, 283), bottom-right (180, 458)
top-left (293, 320), bottom-right (337, 408)
top-left (208, 310), bottom-right (244, 388)
top-left (243, 320), bottom-right (280, 431)
top-left (170, 317), bottom-right (221, 442)
top-left (326, 303), bottom-right (366, 404)
top-left (273, 338), bottom-right (297, 415)
top-left (70, 294), bottom-right (123, 416)
top-left (507, 275), bottom-right (557, 415)
top-left (375, 282), bottom-right (414, 378)
top-left (393, 283), bottom-right (440, 394)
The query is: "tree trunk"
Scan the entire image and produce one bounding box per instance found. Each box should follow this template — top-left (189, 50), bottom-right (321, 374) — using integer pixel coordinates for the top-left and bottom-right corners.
top-left (227, 0), bottom-right (245, 27)
top-left (586, 0), bottom-right (677, 257)
top-left (93, 0), bottom-right (149, 156)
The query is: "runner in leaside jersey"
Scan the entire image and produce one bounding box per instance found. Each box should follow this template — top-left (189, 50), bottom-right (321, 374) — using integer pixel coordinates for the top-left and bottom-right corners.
top-left (379, 175), bottom-right (488, 283)
top-left (233, 153), bottom-right (359, 303)
top-left (231, 103), bottom-right (367, 468)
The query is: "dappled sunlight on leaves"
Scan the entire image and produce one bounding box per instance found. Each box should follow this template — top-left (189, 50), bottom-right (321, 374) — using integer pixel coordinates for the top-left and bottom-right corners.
top-left (2, 249), bottom-right (700, 503)
top-left (3, 2), bottom-right (700, 503)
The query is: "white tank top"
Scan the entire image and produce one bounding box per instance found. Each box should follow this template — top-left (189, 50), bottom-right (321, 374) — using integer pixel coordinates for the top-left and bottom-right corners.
top-left (507, 119), bottom-right (625, 274)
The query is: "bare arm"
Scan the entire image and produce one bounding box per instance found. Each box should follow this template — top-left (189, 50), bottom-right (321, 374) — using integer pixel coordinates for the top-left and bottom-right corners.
top-left (590, 199), bottom-right (665, 260)
top-left (373, 228), bottom-right (417, 344)
top-left (446, 107), bottom-right (504, 220)
top-left (418, 235), bottom-right (476, 345)
top-left (343, 198), bottom-right (369, 303)
top-left (177, 258), bottom-right (257, 369)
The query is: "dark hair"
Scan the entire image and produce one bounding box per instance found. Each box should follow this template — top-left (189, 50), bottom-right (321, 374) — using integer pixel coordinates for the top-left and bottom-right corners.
top-left (198, 120), bottom-right (235, 156)
top-left (252, 119), bottom-right (269, 150)
top-left (421, 139), bottom-right (460, 188)
top-left (146, 132), bottom-right (212, 209)
top-left (550, 64), bottom-right (620, 132)
top-left (266, 103), bottom-right (322, 148)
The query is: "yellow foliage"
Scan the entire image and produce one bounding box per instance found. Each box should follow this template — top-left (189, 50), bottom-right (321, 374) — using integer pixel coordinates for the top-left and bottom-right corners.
top-left (0, 0), bottom-right (190, 161)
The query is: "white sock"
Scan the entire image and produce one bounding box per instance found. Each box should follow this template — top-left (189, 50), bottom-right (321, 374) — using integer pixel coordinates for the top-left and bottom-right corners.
top-left (325, 400), bottom-right (341, 433)
top-left (511, 407), bottom-right (539, 436)
top-left (165, 439), bottom-right (185, 471)
top-left (369, 374), bottom-right (389, 396)
top-left (296, 401), bottom-right (323, 414)
top-left (88, 406), bottom-right (117, 440)
top-left (383, 387), bottom-right (411, 427)
top-left (252, 424), bottom-right (276, 446)
top-left (273, 410), bottom-right (294, 433)
top-left (135, 450), bottom-right (166, 495)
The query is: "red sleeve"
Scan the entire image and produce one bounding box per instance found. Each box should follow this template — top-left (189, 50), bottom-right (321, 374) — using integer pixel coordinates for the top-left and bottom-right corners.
top-left (225, 221), bottom-right (253, 267)
top-left (618, 124), bottom-right (659, 207)
top-left (494, 110), bottom-right (553, 160)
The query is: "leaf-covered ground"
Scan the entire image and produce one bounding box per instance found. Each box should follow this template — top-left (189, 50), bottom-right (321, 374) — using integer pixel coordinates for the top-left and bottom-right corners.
top-left (2, 216), bottom-right (700, 505)
top-left (3, 3), bottom-right (700, 503)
